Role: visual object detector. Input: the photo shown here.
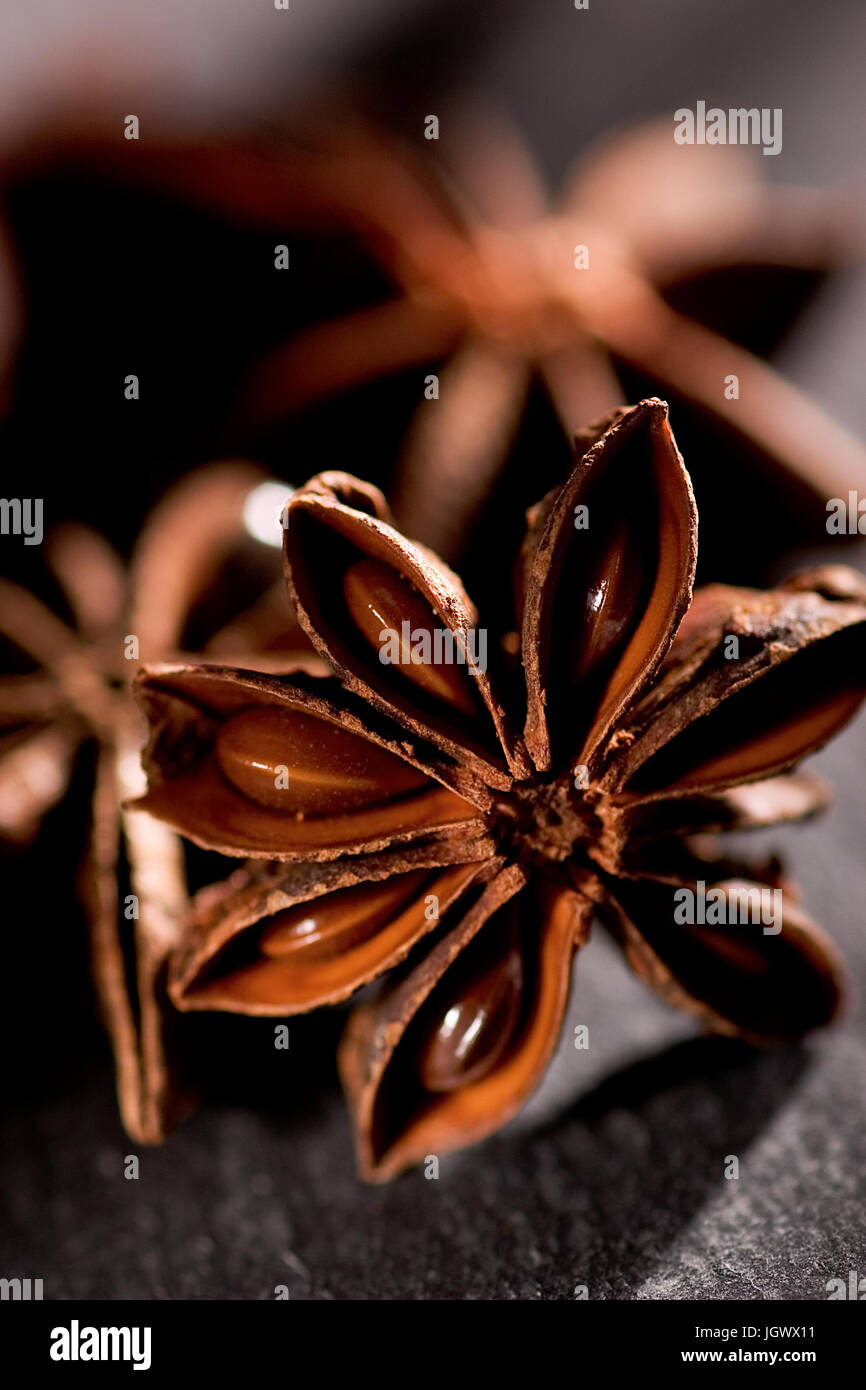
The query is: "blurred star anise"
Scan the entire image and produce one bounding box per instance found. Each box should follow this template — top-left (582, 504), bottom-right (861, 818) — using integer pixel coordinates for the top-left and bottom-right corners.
top-left (3, 109), bottom-right (863, 581)
top-left (0, 463), bottom-right (313, 1142)
top-left (134, 401), bottom-right (866, 1179)
top-left (235, 114), bottom-right (866, 575)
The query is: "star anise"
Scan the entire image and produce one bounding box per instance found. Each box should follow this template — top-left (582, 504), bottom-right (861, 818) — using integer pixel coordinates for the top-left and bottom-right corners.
top-left (0, 462), bottom-right (313, 1142)
top-left (133, 401), bottom-right (866, 1179)
top-left (234, 114), bottom-right (866, 572)
top-left (3, 108), bottom-right (862, 580)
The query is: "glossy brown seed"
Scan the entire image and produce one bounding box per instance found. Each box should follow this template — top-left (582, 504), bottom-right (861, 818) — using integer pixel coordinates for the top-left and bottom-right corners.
top-left (259, 870), bottom-right (431, 961)
top-left (687, 923), bottom-right (772, 976)
top-left (418, 919), bottom-right (524, 1092)
top-left (215, 705), bottom-right (428, 813)
top-left (572, 513), bottom-right (644, 682)
top-left (343, 557), bottom-right (479, 717)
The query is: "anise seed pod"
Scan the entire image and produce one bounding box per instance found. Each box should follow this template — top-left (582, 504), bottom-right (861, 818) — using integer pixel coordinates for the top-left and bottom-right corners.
top-left (134, 664), bottom-right (488, 860)
top-left (168, 852), bottom-right (501, 1015)
top-left (135, 400), bottom-right (866, 1180)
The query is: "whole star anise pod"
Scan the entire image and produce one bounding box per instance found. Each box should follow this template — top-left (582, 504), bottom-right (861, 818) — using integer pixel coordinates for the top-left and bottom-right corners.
top-left (133, 401), bottom-right (866, 1179)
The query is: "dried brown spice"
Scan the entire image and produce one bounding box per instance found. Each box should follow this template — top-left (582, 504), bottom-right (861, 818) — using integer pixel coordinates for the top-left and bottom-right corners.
top-left (134, 401), bottom-right (866, 1180)
top-left (233, 115), bottom-right (866, 563)
top-left (3, 108), bottom-right (861, 571)
top-left (0, 462), bottom-right (315, 1143)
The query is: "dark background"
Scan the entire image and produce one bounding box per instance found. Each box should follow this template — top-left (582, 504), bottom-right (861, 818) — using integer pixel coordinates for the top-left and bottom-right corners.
top-left (2, 0), bottom-right (865, 1299)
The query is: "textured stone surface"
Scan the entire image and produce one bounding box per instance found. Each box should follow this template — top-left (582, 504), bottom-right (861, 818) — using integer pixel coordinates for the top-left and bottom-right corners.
top-left (3, 893), bottom-right (865, 1300)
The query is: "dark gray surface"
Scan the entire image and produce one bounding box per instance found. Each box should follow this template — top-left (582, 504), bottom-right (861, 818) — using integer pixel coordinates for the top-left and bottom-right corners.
top-left (3, 765), bottom-right (865, 1302)
top-left (2, 0), bottom-right (866, 1300)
